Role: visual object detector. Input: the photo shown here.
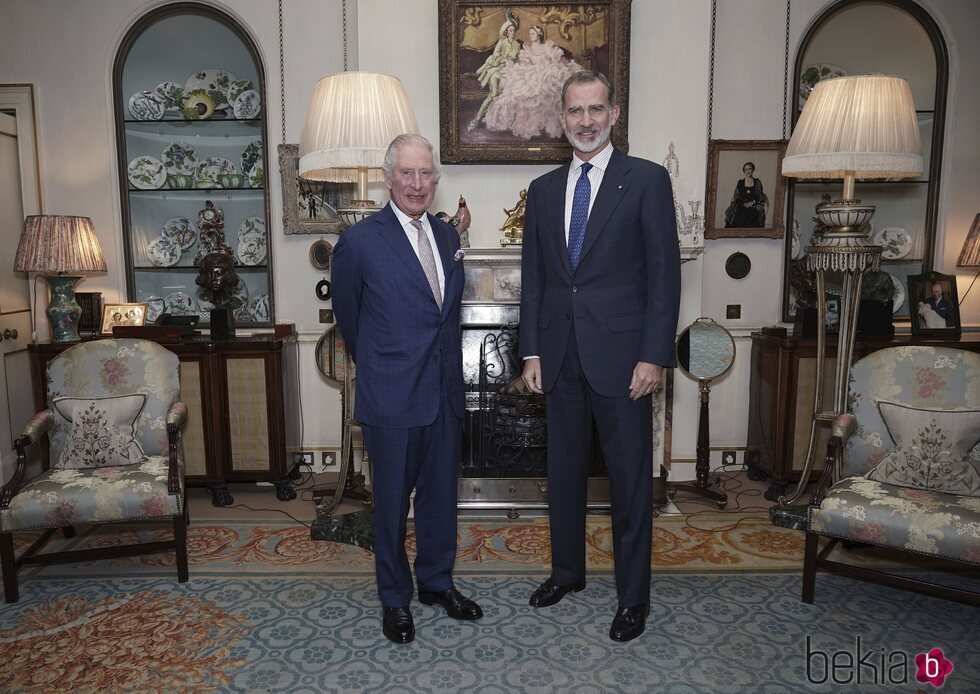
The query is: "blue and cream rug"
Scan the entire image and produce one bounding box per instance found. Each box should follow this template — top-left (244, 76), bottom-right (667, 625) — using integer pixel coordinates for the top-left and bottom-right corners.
top-left (1, 514), bottom-right (976, 692)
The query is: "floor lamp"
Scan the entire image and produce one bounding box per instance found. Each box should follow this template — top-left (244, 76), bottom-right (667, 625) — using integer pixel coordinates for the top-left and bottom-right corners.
top-left (298, 71), bottom-right (419, 227)
top-left (771, 75), bottom-right (923, 529)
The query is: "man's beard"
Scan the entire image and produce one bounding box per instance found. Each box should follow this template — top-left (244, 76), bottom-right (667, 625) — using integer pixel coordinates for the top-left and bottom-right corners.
top-left (565, 122), bottom-right (612, 154)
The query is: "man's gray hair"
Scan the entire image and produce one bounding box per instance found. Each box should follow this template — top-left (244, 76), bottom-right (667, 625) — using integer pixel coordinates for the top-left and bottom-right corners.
top-left (382, 133), bottom-right (441, 181)
top-left (560, 70), bottom-right (616, 110)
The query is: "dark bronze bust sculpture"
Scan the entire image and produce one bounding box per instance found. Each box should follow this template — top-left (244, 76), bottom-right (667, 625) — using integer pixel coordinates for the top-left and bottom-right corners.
top-left (196, 251), bottom-right (239, 308)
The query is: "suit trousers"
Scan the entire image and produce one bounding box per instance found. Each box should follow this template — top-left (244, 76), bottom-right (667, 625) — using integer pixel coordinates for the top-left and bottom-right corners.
top-left (361, 377), bottom-right (461, 608)
top-left (545, 323), bottom-right (654, 607)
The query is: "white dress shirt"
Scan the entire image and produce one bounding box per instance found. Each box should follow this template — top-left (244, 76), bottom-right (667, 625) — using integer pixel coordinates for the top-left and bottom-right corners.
top-left (391, 204), bottom-right (446, 297)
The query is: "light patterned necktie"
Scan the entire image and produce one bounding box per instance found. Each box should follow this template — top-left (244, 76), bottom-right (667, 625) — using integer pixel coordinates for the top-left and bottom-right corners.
top-left (410, 218), bottom-right (443, 310)
top-left (567, 161), bottom-right (593, 272)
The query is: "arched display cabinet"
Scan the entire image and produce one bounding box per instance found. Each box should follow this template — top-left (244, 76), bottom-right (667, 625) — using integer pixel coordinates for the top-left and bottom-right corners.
top-left (113, 2), bottom-right (273, 327)
top-left (783, 0), bottom-right (948, 323)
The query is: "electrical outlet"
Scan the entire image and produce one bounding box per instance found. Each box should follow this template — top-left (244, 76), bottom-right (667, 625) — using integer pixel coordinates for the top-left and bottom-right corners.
top-left (721, 450), bottom-right (738, 466)
top-left (312, 451), bottom-right (337, 474)
top-left (294, 452), bottom-right (314, 468)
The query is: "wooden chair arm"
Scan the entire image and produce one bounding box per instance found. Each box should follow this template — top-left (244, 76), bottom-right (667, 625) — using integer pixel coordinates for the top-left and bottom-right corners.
top-left (166, 402), bottom-right (187, 495)
top-left (809, 435), bottom-right (845, 509)
top-left (1, 411), bottom-right (53, 510)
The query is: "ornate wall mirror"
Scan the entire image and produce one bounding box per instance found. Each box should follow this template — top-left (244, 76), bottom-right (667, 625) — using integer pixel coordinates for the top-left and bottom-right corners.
top-left (783, 0), bottom-right (947, 323)
top-left (670, 318), bottom-right (734, 508)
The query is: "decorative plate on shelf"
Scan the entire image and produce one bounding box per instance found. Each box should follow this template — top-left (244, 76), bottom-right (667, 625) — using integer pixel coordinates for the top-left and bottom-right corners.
top-left (227, 79), bottom-right (255, 106)
top-left (144, 297), bottom-right (166, 323)
top-left (887, 272), bottom-right (906, 312)
top-left (233, 89), bottom-right (261, 119)
top-left (161, 142), bottom-right (199, 175)
top-left (247, 294), bottom-right (270, 322)
top-left (234, 304), bottom-right (253, 322)
top-left (163, 290), bottom-right (198, 316)
top-left (146, 235), bottom-right (181, 267)
top-left (238, 215), bottom-right (265, 241)
top-left (240, 141), bottom-right (262, 177)
top-left (799, 63), bottom-right (847, 108)
top-left (161, 216), bottom-right (199, 251)
top-left (194, 156), bottom-right (237, 188)
top-left (227, 278), bottom-right (249, 312)
top-left (153, 81), bottom-right (185, 112)
top-left (127, 155), bottom-right (167, 189)
top-left (128, 91), bottom-right (165, 120)
top-left (237, 236), bottom-right (267, 266)
top-left (185, 69), bottom-right (237, 111)
top-left (791, 218), bottom-right (805, 260)
top-left (873, 226), bottom-right (913, 260)
top-left (247, 158), bottom-right (264, 188)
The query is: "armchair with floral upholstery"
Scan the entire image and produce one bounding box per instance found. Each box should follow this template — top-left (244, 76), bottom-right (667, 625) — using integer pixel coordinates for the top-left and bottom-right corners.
top-left (803, 345), bottom-right (980, 605)
top-left (0, 339), bottom-right (189, 603)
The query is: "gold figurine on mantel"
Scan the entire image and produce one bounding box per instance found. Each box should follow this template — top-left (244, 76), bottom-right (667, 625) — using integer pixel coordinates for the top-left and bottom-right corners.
top-left (500, 189), bottom-right (527, 246)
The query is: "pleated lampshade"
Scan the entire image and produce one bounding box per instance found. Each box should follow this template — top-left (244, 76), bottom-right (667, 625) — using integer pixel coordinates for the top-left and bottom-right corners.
top-left (14, 215), bottom-right (107, 273)
top-left (782, 75), bottom-right (923, 180)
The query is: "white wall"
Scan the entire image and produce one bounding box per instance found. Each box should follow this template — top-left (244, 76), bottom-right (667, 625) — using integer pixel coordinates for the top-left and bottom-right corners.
top-left (2, 0), bottom-right (978, 464)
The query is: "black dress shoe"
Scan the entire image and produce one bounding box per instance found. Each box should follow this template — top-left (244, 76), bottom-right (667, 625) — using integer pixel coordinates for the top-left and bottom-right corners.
top-left (418, 586), bottom-right (483, 620)
top-left (609, 604), bottom-right (649, 642)
top-left (382, 606), bottom-right (415, 644)
top-left (528, 576), bottom-right (586, 608)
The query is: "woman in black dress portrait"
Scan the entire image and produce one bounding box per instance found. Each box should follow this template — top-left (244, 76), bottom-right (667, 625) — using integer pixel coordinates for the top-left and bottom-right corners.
top-left (724, 161), bottom-right (767, 228)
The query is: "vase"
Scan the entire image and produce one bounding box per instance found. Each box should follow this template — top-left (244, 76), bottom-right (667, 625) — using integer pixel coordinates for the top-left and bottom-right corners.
top-left (44, 275), bottom-right (83, 343)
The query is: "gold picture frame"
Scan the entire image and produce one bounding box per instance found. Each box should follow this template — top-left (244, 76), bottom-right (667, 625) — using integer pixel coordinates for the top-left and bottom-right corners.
top-left (101, 303), bottom-right (147, 334)
top-left (438, 0), bottom-right (632, 164)
top-left (278, 144), bottom-right (356, 235)
top-left (705, 139), bottom-right (788, 239)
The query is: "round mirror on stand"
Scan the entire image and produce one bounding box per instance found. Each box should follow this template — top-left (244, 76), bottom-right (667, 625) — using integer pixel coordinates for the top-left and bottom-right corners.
top-left (669, 317), bottom-right (734, 508)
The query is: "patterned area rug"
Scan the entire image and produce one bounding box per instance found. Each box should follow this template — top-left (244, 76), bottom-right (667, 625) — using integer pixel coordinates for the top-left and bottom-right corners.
top-left (1, 514), bottom-right (977, 692)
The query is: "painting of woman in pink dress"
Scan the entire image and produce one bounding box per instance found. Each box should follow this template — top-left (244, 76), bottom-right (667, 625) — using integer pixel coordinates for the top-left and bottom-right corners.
top-left (483, 25), bottom-right (582, 140)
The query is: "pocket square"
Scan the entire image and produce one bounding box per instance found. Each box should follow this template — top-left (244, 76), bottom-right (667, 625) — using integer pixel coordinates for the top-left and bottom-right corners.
top-left (454, 249), bottom-right (465, 261)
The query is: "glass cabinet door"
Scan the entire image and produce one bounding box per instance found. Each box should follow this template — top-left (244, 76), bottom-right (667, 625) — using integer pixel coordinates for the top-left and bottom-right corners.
top-left (783, 0), bottom-right (947, 323)
top-left (114, 5), bottom-right (272, 327)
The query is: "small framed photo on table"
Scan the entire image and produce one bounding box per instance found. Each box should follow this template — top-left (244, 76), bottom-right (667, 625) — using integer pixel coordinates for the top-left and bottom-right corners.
top-left (908, 271), bottom-right (961, 336)
top-left (101, 303), bottom-right (147, 335)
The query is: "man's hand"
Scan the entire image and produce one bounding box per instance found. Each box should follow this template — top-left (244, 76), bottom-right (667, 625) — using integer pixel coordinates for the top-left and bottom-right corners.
top-left (522, 358), bottom-right (544, 394)
top-left (629, 361), bottom-right (662, 400)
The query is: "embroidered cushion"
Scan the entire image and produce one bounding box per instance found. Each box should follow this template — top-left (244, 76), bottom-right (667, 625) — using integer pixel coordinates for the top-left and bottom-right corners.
top-left (52, 394), bottom-right (148, 469)
top-left (866, 400), bottom-right (980, 496)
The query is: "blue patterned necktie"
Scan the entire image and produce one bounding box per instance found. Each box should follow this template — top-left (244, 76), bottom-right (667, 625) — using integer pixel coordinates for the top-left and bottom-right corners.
top-left (567, 162), bottom-right (593, 272)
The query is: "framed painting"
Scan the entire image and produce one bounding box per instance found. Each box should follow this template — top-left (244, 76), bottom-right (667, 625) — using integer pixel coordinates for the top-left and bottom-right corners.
top-left (438, 0), bottom-right (632, 164)
top-left (705, 139), bottom-right (787, 239)
top-left (278, 144), bottom-right (356, 235)
top-left (908, 271), bottom-right (961, 337)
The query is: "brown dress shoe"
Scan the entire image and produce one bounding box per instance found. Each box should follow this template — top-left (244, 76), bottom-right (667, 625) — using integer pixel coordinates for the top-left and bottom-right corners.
top-left (528, 576), bottom-right (587, 607)
top-left (382, 606), bottom-right (415, 644)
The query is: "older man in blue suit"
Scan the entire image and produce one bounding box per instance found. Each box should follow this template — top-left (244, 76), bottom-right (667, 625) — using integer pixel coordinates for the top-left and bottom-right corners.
top-left (332, 134), bottom-right (481, 644)
top-left (520, 71), bottom-right (681, 642)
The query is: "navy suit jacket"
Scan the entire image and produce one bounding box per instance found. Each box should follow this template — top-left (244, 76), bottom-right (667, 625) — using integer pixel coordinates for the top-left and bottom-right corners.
top-left (331, 203), bottom-right (465, 428)
top-left (520, 147), bottom-right (681, 397)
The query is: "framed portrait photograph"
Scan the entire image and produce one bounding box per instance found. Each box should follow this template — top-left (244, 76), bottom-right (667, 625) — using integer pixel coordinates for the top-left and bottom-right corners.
top-left (278, 144), bottom-right (356, 235)
top-left (705, 139), bottom-right (788, 239)
top-left (438, 0), bottom-right (632, 164)
top-left (908, 271), bottom-right (961, 336)
top-left (101, 303), bottom-right (147, 335)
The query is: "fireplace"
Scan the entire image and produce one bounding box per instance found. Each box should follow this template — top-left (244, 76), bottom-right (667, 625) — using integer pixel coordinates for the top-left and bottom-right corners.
top-left (458, 303), bottom-right (610, 511)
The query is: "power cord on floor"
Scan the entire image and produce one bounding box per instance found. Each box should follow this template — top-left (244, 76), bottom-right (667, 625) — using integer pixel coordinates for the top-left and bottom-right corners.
top-left (201, 462), bottom-right (321, 530)
top-left (672, 466), bottom-right (780, 533)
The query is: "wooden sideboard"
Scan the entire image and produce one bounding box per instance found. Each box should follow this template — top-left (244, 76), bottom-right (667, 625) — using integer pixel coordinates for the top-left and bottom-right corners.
top-left (28, 329), bottom-right (301, 505)
top-left (746, 329), bottom-right (980, 500)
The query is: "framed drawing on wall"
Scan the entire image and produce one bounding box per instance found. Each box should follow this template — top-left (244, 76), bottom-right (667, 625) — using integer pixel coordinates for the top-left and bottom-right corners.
top-left (705, 139), bottom-right (787, 239)
top-left (908, 271), bottom-right (961, 336)
top-left (438, 0), bottom-right (632, 164)
top-left (278, 144), bottom-right (356, 235)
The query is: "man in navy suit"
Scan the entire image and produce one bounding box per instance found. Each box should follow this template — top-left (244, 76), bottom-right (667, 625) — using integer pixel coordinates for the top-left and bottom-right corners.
top-left (520, 71), bottom-right (681, 642)
top-left (332, 134), bottom-right (481, 644)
